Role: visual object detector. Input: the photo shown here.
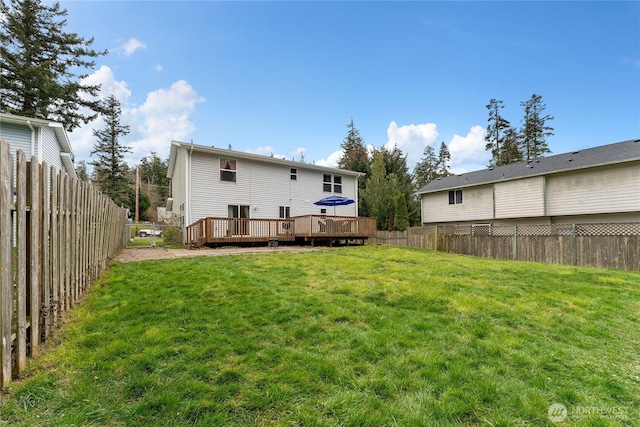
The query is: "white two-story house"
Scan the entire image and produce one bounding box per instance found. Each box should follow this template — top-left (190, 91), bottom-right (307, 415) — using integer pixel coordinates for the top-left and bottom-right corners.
top-left (166, 140), bottom-right (362, 230)
top-left (418, 139), bottom-right (640, 225)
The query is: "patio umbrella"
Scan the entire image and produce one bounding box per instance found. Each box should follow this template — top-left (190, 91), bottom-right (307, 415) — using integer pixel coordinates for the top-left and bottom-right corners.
top-left (314, 195), bottom-right (355, 215)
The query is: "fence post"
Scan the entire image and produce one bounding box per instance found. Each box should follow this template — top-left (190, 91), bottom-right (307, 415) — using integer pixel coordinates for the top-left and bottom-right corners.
top-left (0, 141), bottom-right (13, 388)
top-left (435, 226), bottom-right (439, 251)
top-left (513, 225), bottom-right (518, 260)
top-left (571, 224), bottom-right (577, 266)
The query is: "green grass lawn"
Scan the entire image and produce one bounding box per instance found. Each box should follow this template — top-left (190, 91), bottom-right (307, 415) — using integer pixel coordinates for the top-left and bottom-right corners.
top-left (1, 246), bottom-right (638, 426)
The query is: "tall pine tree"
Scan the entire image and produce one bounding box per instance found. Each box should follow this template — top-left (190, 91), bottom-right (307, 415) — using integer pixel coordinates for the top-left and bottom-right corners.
top-left (90, 95), bottom-right (132, 208)
top-left (485, 98), bottom-right (512, 167)
top-left (520, 94), bottom-right (554, 160)
top-left (437, 141), bottom-right (452, 177)
top-left (338, 119), bottom-right (370, 216)
top-left (412, 145), bottom-right (439, 189)
top-left (0, 0), bottom-right (106, 130)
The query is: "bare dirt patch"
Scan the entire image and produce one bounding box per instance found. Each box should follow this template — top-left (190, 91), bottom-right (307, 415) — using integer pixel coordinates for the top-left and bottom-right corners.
top-left (114, 245), bottom-right (318, 263)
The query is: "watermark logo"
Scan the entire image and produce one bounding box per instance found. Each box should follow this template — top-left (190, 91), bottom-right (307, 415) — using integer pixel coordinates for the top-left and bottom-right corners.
top-left (548, 403), bottom-right (628, 423)
top-left (548, 403), bottom-right (568, 423)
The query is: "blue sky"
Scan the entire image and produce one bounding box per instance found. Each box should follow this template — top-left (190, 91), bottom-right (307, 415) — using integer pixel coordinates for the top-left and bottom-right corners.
top-left (61, 1), bottom-right (639, 173)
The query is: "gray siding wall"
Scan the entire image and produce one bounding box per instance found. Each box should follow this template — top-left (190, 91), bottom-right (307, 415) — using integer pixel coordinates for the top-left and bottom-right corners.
top-left (188, 151), bottom-right (358, 224)
top-left (422, 185), bottom-right (493, 224)
top-left (494, 176), bottom-right (545, 219)
top-left (546, 163), bottom-right (640, 216)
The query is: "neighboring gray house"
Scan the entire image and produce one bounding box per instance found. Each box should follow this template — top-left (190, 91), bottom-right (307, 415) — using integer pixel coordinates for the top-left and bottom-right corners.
top-left (167, 140), bottom-right (362, 229)
top-left (0, 113), bottom-right (76, 178)
top-left (418, 139), bottom-right (640, 225)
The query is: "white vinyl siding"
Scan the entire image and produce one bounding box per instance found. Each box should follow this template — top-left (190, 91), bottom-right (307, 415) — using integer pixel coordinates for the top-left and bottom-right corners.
top-left (169, 148), bottom-right (187, 217)
top-left (494, 176), bottom-right (545, 219)
top-left (188, 151), bottom-right (358, 224)
top-left (546, 163), bottom-right (640, 216)
top-left (0, 121), bottom-right (32, 155)
top-left (40, 127), bottom-right (64, 171)
top-left (422, 185), bottom-right (493, 223)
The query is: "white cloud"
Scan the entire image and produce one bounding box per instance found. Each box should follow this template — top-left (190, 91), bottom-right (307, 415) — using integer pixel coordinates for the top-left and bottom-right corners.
top-left (120, 38), bottom-right (146, 57)
top-left (245, 146), bottom-right (286, 159)
top-left (68, 67), bottom-right (204, 167)
top-left (315, 150), bottom-right (343, 167)
top-left (132, 80), bottom-right (205, 161)
top-left (448, 125), bottom-right (489, 173)
top-left (385, 121), bottom-right (439, 168)
top-left (155, 64), bottom-right (164, 72)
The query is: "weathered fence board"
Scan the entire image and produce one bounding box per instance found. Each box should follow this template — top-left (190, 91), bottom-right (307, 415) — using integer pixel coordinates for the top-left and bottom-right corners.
top-left (0, 139), bottom-right (127, 388)
top-left (376, 224), bottom-right (640, 271)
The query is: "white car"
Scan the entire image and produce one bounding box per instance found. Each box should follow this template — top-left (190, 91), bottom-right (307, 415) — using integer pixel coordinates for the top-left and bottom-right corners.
top-left (138, 229), bottom-right (163, 237)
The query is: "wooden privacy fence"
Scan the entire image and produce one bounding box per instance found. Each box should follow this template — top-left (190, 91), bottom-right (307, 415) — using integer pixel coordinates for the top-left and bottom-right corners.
top-left (0, 139), bottom-right (127, 388)
top-left (373, 223), bottom-right (640, 270)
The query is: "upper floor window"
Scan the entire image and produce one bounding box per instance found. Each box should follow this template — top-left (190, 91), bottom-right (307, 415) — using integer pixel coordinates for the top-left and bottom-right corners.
top-left (220, 158), bottom-right (236, 182)
top-left (323, 173), bottom-right (343, 193)
top-left (333, 175), bottom-right (342, 194)
top-left (448, 190), bottom-right (463, 205)
top-left (290, 168), bottom-right (297, 181)
top-left (323, 174), bottom-right (332, 192)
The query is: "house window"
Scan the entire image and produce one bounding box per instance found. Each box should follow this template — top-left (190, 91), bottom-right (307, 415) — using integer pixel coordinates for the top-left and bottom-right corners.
top-left (323, 174), bottom-right (332, 192)
top-left (333, 175), bottom-right (342, 193)
top-left (290, 168), bottom-right (297, 181)
top-left (320, 208), bottom-right (327, 214)
top-left (448, 190), bottom-right (463, 205)
top-left (220, 158), bottom-right (236, 182)
top-left (323, 173), bottom-right (343, 193)
top-left (279, 206), bottom-right (291, 218)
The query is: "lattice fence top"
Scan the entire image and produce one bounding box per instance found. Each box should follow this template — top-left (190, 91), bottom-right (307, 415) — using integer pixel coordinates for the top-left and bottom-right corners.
top-left (434, 223), bottom-right (640, 236)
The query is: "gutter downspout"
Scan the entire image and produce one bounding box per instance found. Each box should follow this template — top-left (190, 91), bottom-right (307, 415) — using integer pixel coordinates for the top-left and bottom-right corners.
top-left (27, 120), bottom-right (35, 158)
top-left (187, 142), bottom-right (194, 227)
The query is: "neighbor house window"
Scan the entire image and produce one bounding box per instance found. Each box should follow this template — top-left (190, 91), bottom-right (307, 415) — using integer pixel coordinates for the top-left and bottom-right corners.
top-left (279, 206), bottom-right (291, 218)
top-left (333, 175), bottom-right (342, 193)
top-left (323, 174), bottom-right (332, 192)
top-left (290, 168), bottom-right (297, 181)
top-left (320, 208), bottom-right (327, 214)
top-left (220, 158), bottom-right (237, 182)
top-left (448, 190), bottom-right (463, 205)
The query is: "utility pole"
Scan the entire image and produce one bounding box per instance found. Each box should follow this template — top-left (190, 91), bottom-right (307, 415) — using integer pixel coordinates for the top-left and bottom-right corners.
top-left (135, 167), bottom-right (139, 228)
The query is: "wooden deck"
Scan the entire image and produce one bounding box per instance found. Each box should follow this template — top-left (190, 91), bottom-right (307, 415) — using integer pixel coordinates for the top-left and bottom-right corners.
top-left (186, 215), bottom-right (376, 247)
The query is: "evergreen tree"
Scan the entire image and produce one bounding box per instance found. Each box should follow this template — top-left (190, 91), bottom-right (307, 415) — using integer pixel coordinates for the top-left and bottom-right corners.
top-left (90, 95), bottom-right (131, 208)
top-left (361, 153), bottom-right (393, 231)
top-left (394, 192), bottom-right (409, 231)
top-left (437, 141), bottom-right (452, 177)
top-left (0, 0), bottom-right (106, 130)
top-left (338, 119), bottom-right (370, 216)
top-left (520, 94), bottom-right (554, 160)
top-left (75, 160), bottom-right (90, 181)
top-left (485, 98), bottom-right (511, 166)
top-left (139, 152), bottom-right (170, 201)
top-left (371, 144), bottom-right (421, 227)
top-left (412, 145), bottom-right (439, 189)
top-left (500, 127), bottom-right (524, 164)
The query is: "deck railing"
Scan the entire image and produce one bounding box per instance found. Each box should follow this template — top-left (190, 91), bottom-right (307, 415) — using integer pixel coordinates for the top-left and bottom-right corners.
top-left (186, 215), bottom-right (376, 246)
top-left (187, 217), bottom-right (295, 246)
top-left (293, 215), bottom-right (376, 238)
